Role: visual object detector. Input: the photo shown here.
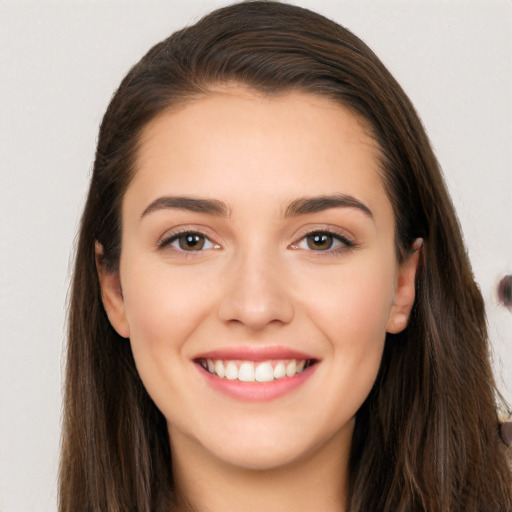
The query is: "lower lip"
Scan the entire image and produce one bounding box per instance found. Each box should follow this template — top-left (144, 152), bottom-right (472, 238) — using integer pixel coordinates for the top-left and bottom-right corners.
top-left (196, 364), bottom-right (317, 402)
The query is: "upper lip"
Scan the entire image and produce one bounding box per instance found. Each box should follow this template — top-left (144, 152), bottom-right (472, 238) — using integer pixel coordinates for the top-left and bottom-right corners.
top-left (193, 345), bottom-right (317, 362)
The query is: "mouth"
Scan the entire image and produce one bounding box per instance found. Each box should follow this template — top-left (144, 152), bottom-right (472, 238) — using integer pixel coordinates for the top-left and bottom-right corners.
top-left (195, 358), bottom-right (316, 383)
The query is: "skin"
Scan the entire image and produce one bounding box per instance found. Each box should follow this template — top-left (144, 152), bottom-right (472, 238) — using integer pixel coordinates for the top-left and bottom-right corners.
top-left (98, 87), bottom-right (420, 512)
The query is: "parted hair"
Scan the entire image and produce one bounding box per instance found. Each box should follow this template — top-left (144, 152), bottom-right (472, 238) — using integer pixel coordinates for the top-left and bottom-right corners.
top-left (60, 2), bottom-right (512, 511)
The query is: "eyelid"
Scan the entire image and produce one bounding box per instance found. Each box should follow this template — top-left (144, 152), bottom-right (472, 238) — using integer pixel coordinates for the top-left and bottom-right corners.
top-left (289, 226), bottom-right (356, 253)
top-left (157, 226), bottom-right (221, 252)
top-left (156, 224), bottom-right (356, 255)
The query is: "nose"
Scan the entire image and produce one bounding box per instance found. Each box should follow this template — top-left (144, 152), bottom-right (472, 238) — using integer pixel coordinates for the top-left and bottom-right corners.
top-left (217, 249), bottom-right (295, 330)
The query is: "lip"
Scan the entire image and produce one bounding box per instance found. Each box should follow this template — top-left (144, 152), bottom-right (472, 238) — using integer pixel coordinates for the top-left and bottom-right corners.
top-left (196, 363), bottom-right (317, 401)
top-left (194, 345), bottom-right (316, 362)
top-left (193, 345), bottom-right (319, 402)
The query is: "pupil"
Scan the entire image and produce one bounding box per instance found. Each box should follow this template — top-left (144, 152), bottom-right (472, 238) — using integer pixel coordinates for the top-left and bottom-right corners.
top-left (308, 233), bottom-right (332, 250)
top-left (180, 233), bottom-right (204, 250)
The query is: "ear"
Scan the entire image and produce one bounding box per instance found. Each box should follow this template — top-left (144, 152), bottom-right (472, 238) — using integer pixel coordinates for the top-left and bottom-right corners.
top-left (95, 242), bottom-right (130, 338)
top-left (386, 238), bottom-right (423, 334)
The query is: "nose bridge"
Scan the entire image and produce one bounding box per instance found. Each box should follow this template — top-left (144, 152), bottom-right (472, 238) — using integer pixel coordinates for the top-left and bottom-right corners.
top-left (217, 239), bottom-right (294, 329)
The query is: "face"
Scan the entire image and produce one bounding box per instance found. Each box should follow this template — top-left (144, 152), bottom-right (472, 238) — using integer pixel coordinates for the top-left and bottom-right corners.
top-left (98, 87), bottom-right (419, 472)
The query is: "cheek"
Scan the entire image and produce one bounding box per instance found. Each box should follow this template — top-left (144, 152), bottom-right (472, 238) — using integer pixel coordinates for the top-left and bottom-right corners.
top-left (300, 256), bottom-right (395, 341)
top-left (122, 260), bottom-right (209, 336)
top-left (119, 260), bottom-right (216, 387)
top-left (118, 261), bottom-right (221, 425)
top-left (298, 257), bottom-right (394, 396)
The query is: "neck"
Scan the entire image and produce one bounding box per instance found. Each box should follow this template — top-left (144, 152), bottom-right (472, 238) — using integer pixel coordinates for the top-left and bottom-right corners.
top-left (169, 423), bottom-right (352, 512)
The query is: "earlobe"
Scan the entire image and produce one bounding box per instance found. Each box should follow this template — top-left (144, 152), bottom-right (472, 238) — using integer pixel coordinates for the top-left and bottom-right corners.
top-left (386, 238), bottom-right (423, 334)
top-left (95, 242), bottom-right (130, 338)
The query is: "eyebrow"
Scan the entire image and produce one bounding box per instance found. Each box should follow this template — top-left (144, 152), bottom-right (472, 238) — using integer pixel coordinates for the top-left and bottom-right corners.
top-left (140, 193), bottom-right (373, 220)
top-left (141, 196), bottom-right (231, 218)
top-left (284, 194), bottom-right (373, 219)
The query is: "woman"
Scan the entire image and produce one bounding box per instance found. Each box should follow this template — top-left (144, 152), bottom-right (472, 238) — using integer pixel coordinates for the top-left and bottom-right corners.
top-left (60, 2), bottom-right (512, 511)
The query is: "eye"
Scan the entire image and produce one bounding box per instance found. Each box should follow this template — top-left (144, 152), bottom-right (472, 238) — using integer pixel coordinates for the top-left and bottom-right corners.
top-left (160, 231), bottom-right (219, 252)
top-left (292, 231), bottom-right (354, 252)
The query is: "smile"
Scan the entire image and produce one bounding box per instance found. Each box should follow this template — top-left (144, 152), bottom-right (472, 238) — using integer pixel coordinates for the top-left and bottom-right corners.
top-left (197, 358), bottom-right (314, 383)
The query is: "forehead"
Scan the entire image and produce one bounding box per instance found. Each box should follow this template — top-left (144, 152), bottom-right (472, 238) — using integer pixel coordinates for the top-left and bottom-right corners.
top-left (138, 87), bottom-right (378, 163)
top-left (127, 88), bottom-right (389, 221)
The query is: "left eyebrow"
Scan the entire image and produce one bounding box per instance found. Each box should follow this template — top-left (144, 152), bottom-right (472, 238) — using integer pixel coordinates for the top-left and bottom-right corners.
top-left (284, 194), bottom-right (374, 219)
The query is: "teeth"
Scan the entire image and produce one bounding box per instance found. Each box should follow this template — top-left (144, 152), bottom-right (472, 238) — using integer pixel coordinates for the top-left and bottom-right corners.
top-left (225, 361), bottom-right (238, 380)
top-left (214, 360), bottom-right (225, 378)
top-left (238, 362), bottom-right (255, 382)
top-left (286, 360), bottom-right (297, 377)
top-left (255, 361), bottom-right (274, 382)
top-left (201, 358), bottom-right (312, 382)
top-left (273, 362), bottom-right (286, 379)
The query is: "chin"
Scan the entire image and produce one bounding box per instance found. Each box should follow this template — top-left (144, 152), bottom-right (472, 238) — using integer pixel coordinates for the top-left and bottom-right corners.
top-left (207, 439), bottom-right (310, 472)
top-left (187, 414), bottom-right (352, 473)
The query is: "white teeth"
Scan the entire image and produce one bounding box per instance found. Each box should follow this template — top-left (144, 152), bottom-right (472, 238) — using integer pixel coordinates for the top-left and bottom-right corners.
top-left (225, 361), bottom-right (238, 380)
top-left (238, 362), bottom-right (255, 382)
top-left (214, 360), bottom-right (225, 378)
top-left (286, 360), bottom-right (297, 377)
top-left (202, 358), bottom-right (312, 382)
top-left (255, 361), bottom-right (274, 382)
top-left (273, 362), bottom-right (286, 379)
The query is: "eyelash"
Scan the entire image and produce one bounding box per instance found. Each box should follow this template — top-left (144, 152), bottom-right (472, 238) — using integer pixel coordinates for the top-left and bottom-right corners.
top-left (158, 229), bottom-right (220, 253)
top-left (157, 229), bottom-right (356, 255)
top-left (290, 230), bottom-right (356, 254)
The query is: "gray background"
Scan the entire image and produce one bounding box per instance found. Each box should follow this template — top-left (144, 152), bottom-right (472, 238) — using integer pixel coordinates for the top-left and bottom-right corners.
top-left (1, 1), bottom-right (511, 510)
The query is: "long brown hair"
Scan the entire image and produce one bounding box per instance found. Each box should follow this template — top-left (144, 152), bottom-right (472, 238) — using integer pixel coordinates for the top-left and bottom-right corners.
top-left (60, 2), bottom-right (512, 511)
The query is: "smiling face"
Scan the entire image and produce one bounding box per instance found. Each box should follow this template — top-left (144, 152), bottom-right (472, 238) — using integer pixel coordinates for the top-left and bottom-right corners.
top-left (98, 87), bottom-right (419, 473)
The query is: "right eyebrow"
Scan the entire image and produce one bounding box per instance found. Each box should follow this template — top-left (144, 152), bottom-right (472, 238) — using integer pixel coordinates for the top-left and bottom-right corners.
top-left (140, 196), bottom-right (231, 219)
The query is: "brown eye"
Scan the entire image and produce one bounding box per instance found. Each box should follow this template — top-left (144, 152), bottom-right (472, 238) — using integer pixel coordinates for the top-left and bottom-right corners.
top-left (160, 231), bottom-right (219, 252)
top-left (177, 233), bottom-right (206, 251)
top-left (291, 230), bottom-right (354, 253)
top-left (159, 230), bottom-right (220, 253)
top-left (306, 233), bottom-right (334, 251)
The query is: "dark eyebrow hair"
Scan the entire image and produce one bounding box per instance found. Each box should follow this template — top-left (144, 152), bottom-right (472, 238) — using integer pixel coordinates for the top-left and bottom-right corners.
top-left (284, 194), bottom-right (373, 218)
top-left (140, 194), bottom-right (372, 220)
top-left (141, 196), bottom-right (230, 218)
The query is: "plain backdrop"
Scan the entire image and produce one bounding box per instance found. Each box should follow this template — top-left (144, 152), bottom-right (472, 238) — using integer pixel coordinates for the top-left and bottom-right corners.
top-left (1, 1), bottom-right (511, 510)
